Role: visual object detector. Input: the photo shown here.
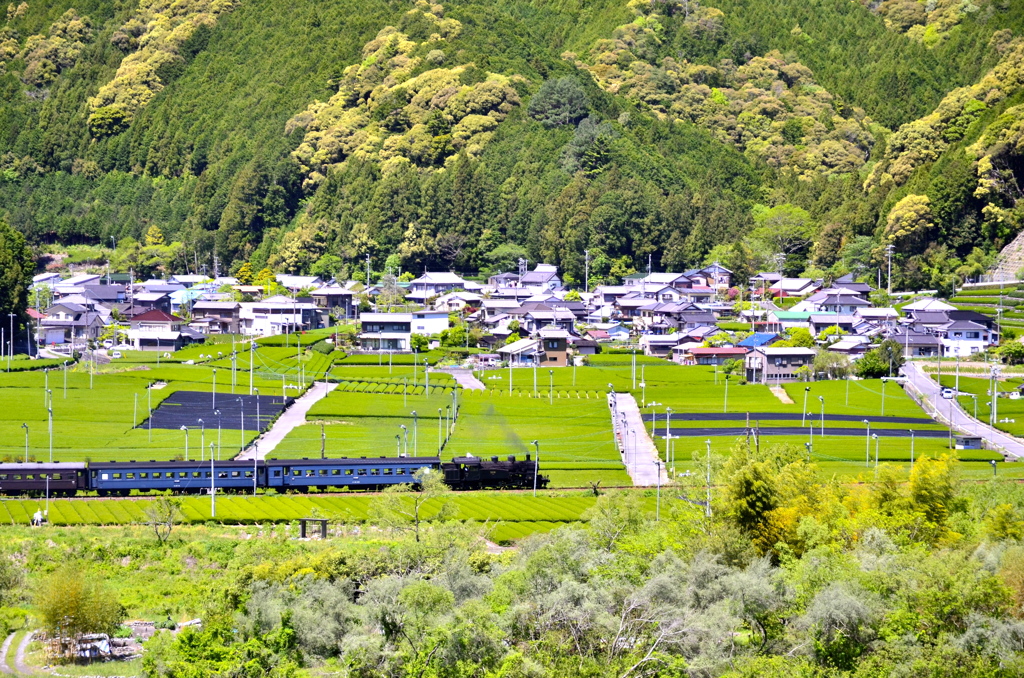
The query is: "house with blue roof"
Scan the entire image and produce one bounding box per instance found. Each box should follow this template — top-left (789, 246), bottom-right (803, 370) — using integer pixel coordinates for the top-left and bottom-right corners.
top-left (737, 332), bottom-right (778, 348)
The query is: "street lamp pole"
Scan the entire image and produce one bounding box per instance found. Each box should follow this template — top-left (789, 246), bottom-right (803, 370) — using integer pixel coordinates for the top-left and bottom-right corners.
top-left (254, 389), bottom-right (260, 440)
top-left (412, 411), bottom-right (418, 457)
top-left (210, 442), bottom-right (216, 518)
top-left (724, 375), bottom-right (730, 412)
top-left (532, 440), bottom-right (539, 497)
top-left (212, 368), bottom-right (217, 411)
top-left (863, 420), bottom-right (870, 467)
top-left (400, 425), bottom-right (408, 457)
top-left (237, 397), bottom-right (245, 452)
top-left (818, 396), bottom-right (825, 436)
top-left (873, 434), bottom-right (879, 478)
top-left (198, 419), bottom-right (205, 462)
top-left (881, 377), bottom-right (887, 416)
top-left (181, 425), bottom-right (189, 461)
top-left (21, 423), bottom-right (28, 462)
top-left (215, 409), bottom-right (221, 460)
top-left (549, 369), bottom-right (553, 405)
top-left (802, 387), bottom-right (810, 425)
top-left (438, 408), bottom-right (443, 452)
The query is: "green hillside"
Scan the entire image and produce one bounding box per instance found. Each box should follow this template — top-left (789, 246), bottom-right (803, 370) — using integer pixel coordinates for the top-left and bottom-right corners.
top-left (1, 0), bottom-right (1024, 287)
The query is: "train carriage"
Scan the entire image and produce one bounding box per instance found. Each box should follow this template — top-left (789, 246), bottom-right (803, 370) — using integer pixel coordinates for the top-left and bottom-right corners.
top-left (264, 456), bottom-right (441, 492)
top-left (0, 462), bottom-right (87, 496)
top-left (89, 460), bottom-right (267, 496)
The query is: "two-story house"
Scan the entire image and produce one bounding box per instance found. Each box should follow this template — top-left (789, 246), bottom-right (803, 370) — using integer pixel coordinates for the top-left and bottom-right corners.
top-left (191, 301), bottom-right (241, 334)
top-left (37, 303), bottom-right (107, 346)
top-left (744, 347), bottom-right (817, 384)
top-left (406, 272), bottom-right (469, 304)
top-left (127, 310), bottom-right (203, 351)
top-left (939, 319), bottom-right (996, 357)
top-left (358, 311), bottom-right (449, 351)
top-left (520, 264), bottom-right (562, 291)
top-left (239, 296), bottom-right (319, 336)
top-left (309, 286), bottom-right (355, 321)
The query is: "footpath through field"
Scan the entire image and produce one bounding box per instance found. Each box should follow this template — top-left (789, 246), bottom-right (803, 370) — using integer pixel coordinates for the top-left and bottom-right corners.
top-left (901, 362), bottom-right (1024, 460)
top-left (237, 381), bottom-right (338, 460)
top-left (609, 392), bottom-right (668, 486)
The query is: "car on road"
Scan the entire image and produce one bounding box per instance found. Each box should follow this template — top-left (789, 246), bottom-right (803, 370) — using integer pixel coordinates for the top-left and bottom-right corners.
top-left (941, 387), bottom-right (956, 399)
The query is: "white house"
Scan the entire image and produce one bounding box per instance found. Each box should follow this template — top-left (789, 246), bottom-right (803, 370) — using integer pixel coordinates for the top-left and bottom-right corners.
top-left (358, 311), bottom-right (450, 351)
top-left (939, 319), bottom-right (996, 357)
top-left (239, 296), bottom-right (318, 336)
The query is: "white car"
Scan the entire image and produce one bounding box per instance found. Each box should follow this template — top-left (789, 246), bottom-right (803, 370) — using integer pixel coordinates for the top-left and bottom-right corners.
top-left (941, 387), bottom-right (955, 400)
top-left (102, 340), bottom-right (114, 349)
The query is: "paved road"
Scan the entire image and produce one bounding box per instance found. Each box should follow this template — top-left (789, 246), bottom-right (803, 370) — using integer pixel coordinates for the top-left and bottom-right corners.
top-left (236, 381), bottom-right (338, 460)
top-left (448, 369), bottom-right (486, 390)
top-left (609, 393), bottom-right (668, 486)
top-left (902, 362), bottom-right (1024, 460)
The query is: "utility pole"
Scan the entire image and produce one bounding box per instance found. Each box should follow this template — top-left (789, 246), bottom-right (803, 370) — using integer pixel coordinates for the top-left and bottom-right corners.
top-left (365, 253), bottom-right (371, 288)
top-left (885, 243), bottom-right (895, 296)
top-left (584, 249), bottom-right (590, 292)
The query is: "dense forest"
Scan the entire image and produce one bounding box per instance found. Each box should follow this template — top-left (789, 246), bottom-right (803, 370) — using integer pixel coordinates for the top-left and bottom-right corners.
top-left (2, 0), bottom-right (1024, 290)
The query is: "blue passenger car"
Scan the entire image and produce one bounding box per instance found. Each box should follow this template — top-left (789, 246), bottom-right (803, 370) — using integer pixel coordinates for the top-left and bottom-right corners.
top-left (264, 456), bottom-right (440, 491)
top-left (89, 460), bottom-right (266, 496)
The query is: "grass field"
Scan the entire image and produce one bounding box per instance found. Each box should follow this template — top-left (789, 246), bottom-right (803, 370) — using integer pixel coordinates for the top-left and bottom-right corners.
top-left (0, 364), bottom-right (291, 462)
top-left (269, 386), bottom-right (630, 488)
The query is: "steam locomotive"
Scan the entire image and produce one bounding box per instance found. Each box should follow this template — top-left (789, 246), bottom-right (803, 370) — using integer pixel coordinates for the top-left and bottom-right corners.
top-left (0, 454), bottom-right (548, 497)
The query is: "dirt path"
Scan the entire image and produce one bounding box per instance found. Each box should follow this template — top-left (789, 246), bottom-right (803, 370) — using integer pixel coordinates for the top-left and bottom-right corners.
top-left (0, 632), bottom-right (14, 674)
top-left (14, 631), bottom-right (35, 676)
top-left (770, 387), bottom-right (794, 404)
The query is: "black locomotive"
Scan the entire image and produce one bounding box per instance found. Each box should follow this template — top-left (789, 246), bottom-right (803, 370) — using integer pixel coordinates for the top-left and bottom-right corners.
top-left (0, 454), bottom-right (548, 497)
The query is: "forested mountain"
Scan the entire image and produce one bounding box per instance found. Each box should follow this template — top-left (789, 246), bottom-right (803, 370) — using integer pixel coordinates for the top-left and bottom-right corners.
top-left (2, 0), bottom-right (1024, 290)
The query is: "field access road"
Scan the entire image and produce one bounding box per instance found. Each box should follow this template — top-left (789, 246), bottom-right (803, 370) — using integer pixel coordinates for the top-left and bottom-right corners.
top-left (610, 392), bottom-right (668, 486)
top-left (901, 362), bottom-right (1024, 460)
top-left (236, 381), bottom-right (337, 461)
top-left (448, 369), bottom-right (486, 390)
